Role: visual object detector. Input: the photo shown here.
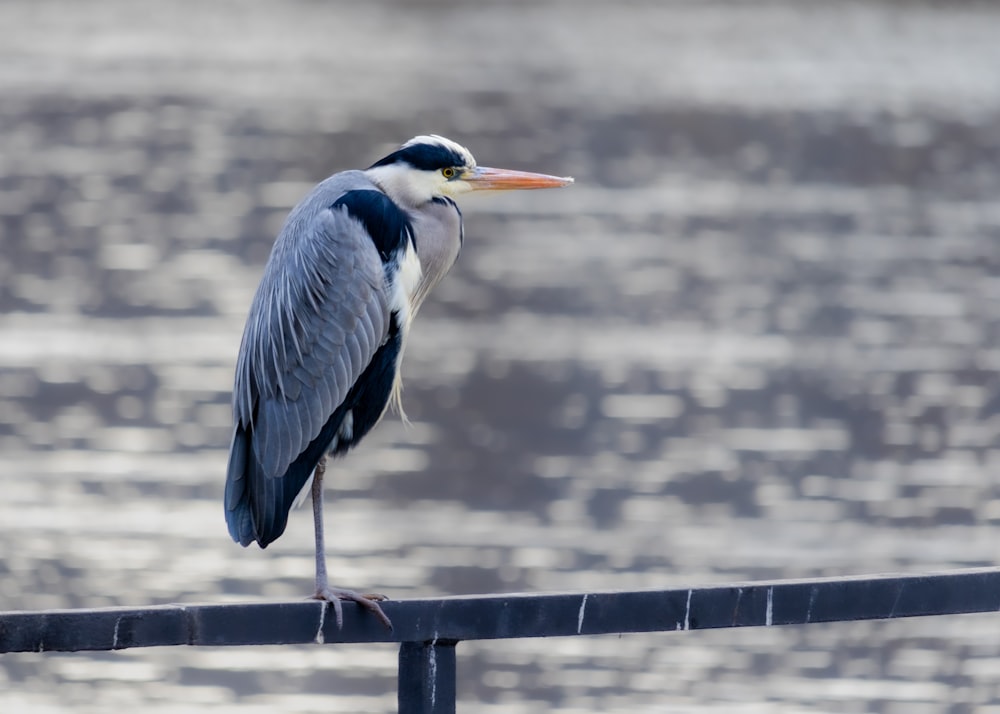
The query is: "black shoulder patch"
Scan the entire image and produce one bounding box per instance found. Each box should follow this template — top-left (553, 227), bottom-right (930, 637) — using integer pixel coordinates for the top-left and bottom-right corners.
top-left (370, 142), bottom-right (466, 172)
top-left (331, 190), bottom-right (412, 262)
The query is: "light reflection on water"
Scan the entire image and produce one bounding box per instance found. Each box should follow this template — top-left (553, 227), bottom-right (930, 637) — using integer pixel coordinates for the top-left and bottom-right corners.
top-left (3, 0), bottom-right (1000, 712)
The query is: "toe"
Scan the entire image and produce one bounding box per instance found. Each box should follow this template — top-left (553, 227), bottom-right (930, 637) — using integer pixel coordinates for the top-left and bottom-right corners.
top-left (311, 587), bottom-right (392, 630)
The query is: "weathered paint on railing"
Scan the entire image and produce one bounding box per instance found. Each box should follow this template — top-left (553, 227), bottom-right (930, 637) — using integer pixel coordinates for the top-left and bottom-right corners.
top-left (4, 568), bottom-right (1000, 713)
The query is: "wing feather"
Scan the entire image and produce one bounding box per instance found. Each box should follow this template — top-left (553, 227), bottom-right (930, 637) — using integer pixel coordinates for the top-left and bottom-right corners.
top-left (225, 199), bottom-right (394, 547)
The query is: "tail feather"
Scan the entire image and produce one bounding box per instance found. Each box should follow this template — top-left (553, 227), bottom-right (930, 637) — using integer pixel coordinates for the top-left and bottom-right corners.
top-left (224, 425), bottom-right (256, 546)
top-left (225, 419), bottom-right (321, 549)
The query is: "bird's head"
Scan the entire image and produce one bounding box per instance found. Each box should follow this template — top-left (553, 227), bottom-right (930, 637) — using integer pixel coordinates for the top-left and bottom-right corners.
top-left (365, 135), bottom-right (573, 208)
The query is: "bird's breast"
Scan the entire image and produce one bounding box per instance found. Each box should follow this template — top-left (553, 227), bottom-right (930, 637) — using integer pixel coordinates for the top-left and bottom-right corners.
top-left (394, 242), bottom-right (423, 326)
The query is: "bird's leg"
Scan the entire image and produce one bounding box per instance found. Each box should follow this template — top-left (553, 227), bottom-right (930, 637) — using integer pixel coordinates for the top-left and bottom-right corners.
top-left (311, 457), bottom-right (331, 590)
top-left (309, 456), bottom-right (393, 630)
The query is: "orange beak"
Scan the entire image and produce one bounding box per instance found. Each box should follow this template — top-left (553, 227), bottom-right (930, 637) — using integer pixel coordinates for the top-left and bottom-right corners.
top-left (463, 166), bottom-right (574, 191)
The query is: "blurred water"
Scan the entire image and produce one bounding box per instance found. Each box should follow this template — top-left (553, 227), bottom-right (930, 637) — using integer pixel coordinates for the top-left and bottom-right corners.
top-left (2, 1), bottom-right (1000, 712)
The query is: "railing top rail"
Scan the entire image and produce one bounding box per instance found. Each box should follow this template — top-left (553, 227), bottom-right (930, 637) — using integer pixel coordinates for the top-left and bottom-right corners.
top-left (4, 568), bottom-right (1000, 653)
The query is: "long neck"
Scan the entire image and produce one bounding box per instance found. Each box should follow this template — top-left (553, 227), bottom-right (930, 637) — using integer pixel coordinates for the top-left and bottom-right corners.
top-left (364, 165), bottom-right (439, 208)
top-left (406, 197), bottom-right (463, 313)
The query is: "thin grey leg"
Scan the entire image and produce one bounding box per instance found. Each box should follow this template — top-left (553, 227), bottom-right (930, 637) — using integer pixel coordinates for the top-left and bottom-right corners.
top-left (311, 457), bottom-right (329, 591)
top-left (309, 457), bottom-right (393, 630)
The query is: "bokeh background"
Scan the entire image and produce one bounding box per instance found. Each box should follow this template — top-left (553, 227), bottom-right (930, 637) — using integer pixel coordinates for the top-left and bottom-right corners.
top-left (2, 0), bottom-right (1000, 711)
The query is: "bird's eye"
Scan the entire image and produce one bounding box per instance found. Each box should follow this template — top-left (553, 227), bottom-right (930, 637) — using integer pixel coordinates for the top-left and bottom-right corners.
top-left (442, 168), bottom-right (457, 179)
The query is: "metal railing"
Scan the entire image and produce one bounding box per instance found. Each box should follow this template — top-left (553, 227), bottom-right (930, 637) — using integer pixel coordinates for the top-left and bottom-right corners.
top-left (3, 568), bottom-right (1000, 713)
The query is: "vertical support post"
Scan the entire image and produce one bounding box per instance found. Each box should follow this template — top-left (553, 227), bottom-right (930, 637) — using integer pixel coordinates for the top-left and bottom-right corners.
top-left (398, 639), bottom-right (458, 714)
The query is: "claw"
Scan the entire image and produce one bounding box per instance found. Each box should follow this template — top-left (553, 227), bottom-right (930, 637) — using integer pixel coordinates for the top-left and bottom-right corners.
top-left (312, 587), bottom-right (393, 631)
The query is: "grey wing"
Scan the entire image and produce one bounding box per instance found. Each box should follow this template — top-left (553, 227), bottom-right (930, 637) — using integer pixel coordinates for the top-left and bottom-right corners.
top-left (225, 205), bottom-right (390, 547)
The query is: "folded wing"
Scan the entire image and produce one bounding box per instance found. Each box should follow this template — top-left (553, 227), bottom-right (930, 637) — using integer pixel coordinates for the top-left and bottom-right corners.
top-left (225, 203), bottom-right (392, 547)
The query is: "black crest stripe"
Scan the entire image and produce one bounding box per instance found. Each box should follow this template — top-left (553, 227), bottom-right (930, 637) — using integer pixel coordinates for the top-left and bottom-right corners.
top-left (369, 142), bottom-right (466, 171)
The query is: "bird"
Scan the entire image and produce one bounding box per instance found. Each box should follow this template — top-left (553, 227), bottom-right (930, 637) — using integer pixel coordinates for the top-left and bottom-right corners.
top-left (225, 135), bottom-right (573, 629)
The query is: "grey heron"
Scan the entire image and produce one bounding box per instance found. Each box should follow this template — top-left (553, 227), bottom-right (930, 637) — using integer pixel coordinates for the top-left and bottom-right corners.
top-left (225, 135), bottom-right (572, 629)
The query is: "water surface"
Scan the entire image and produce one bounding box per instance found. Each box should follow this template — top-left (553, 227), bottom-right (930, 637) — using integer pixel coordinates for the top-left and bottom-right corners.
top-left (2, 1), bottom-right (1000, 712)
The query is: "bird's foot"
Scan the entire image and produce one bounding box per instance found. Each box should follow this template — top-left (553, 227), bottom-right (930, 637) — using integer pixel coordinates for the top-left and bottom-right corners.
top-left (311, 586), bottom-right (392, 631)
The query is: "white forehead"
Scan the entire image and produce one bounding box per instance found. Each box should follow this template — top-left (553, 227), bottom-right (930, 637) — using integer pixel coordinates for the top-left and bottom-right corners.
top-left (402, 134), bottom-right (477, 168)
